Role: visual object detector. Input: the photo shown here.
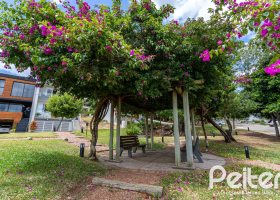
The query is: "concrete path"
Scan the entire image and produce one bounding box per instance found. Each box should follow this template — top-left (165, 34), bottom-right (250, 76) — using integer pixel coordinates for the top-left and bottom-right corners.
top-left (236, 123), bottom-right (276, 136)
top-left (56, 132), bottom-right (109, 152)
top-left (99, 147), bottom-right (225, 172)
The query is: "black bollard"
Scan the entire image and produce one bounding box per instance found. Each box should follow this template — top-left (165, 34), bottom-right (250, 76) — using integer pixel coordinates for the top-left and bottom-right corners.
top-left (81, 127), bottom-right (84, 133)
top-left (162, 136), bottom-right (164, 143)
top-left (86, 122), bottom-right (89, 136)
top-left (247, 127), bottom-right (250, 131)
top-left (244, 146), bottom-right (250, 159)
top-left (80, 143), bottom-right (85, 157)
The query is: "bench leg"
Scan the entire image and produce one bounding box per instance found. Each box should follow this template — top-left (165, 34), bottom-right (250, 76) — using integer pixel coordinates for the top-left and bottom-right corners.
top-left (194, 152), bottom-right (203, 163)
top-left (128, 149), bottom-right (132, 158)
top-left (141, 146), bottom-right (146, 154)
top-left (133, 147), bottom-right (137, 153)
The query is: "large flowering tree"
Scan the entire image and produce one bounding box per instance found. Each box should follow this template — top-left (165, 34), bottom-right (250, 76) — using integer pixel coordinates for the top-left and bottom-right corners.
top-left (0, 0), bottom-right (153, 159)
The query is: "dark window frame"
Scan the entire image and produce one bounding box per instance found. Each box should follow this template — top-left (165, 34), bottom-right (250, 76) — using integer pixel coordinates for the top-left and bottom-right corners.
top-left (11, 81), bottom-right (35, 98)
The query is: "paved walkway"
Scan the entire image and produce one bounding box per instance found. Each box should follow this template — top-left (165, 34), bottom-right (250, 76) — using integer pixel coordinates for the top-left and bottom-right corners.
top-left (56, 132), bottom-right (109, 152)
top-left (236, 123), bottom-right (276, 136)
top-left (99, 146), bottom-right (226, 172)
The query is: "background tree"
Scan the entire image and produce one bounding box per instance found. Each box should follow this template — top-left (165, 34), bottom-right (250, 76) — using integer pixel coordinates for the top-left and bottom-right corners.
top-left (46, 93), bottom-right (83, 130)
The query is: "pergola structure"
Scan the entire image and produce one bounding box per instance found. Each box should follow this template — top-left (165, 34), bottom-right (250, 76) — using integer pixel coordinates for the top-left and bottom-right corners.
top-left (106, 88), bottom-right (197, 168)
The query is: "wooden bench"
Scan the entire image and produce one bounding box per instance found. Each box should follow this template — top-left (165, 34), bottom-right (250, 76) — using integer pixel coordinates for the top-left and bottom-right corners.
top-left (180, 137), bottom-right (203, 163)
top-left (120, 136), bottom-right (146, 158)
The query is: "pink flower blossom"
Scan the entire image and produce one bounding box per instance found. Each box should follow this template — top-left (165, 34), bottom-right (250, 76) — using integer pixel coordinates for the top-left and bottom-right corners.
top-left (200, 50), bottom-right (210, 62)
top-left (254, 22), bottom-right (259, 27)
top-left (43, 47), bottom-right (53, 55)
top-left (20, 34), bottom-right (25, 40)
top-left (217, 40), bottom-right (223, 45)
top-left (264, 59), bottom-right (280, 76)
top-left (172, 20), bottom-right (179, 25)
top-left (67, 47), bottom-right (74, 52)
top-left (62, 61), bottom-right (68, 66)
top-left (105, 45), bottom-right (112, 53)
top-left (50, 38), bottom-right (56, 44)
top-left (226, 32), bottom-right (231, 39)
top-left (130, 50), bottom-right (135, 56)
top-left (41, 25), bottom-right (50, 36)
top-left (237, 32), bottom-right (242, 38)
top-left (177, 187), bottom-right (183, 192)
top-left (14, 26), bottom-right (19, 31)
top-left (262, 19), bottom-right (272, 27)
top-left (80, 2), bottom-right (90, 15)
top-left (261, 29), bottom-right (268, 37)
top-left (143, 3), bottom-right (151, 10)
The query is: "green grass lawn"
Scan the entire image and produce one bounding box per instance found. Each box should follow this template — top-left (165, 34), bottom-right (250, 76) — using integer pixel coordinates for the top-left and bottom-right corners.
top-left (0, 140), bottom-right (105, 200)
top-left (199, 133), bottom-right (280, 164)
top-left (0, 132), bottom-right (56, 139)
top-left (73, 129), bottom-right (166, 150)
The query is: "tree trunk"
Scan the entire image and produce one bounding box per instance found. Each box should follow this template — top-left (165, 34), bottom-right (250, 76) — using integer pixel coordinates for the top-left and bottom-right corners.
top-left (200, 112), bottom-right (209, 148)
top-left (205, 115), bottom-right (232, 143)
top-left (272, 114), bottom-right (280, 137)
top-left (232, 118), bottom-right (237, 135)
top-left (89, 97), bottom-right (110, 160)
top-left (224, 115), bottom-right (236, 142)
top-left (57, 117), bottom-right (64, 131)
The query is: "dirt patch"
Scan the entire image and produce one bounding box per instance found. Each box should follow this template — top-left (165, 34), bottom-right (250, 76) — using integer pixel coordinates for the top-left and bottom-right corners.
top-left (64, 169), bottom-right (168, 200)
top-left (103, 169), bottom-right (168, 185)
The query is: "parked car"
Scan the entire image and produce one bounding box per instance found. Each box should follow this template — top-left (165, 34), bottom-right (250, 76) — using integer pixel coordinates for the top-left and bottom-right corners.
top-left (0, 125), bottom-right (11, 133)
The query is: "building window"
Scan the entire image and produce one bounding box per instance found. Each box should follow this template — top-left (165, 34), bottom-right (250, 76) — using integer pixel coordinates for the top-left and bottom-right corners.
top-left (23, 84), bottom-right (35, 98)
top-left (46, 89), bottom-right (53, 97)
top-left (11, 82), bottom-right (35, 98)
top-left (11, 82), bottom-right (24, 97)
top-left (0, 103), bottom-right (22, 112)
top-left (8, 104), bottom-right (22, 112)
top-left (0, 80), bottom-right (5, 95)
top-left (0, 103), bottom-right (9, 111)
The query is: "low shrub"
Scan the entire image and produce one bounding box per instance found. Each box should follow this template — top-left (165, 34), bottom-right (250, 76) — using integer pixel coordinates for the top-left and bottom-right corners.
top-left (126, 122), bottom-right (142, 135)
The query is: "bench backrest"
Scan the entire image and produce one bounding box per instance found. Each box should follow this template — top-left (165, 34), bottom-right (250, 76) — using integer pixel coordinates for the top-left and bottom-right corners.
top-left (120, 136), bottom-right (140, 148)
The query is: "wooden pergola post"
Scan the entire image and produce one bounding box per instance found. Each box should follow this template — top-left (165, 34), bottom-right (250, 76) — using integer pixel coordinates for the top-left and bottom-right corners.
top-left (145, 114), bottom-right (149, 149)
top-left (191, 109), bottom-right (197, 143)
top-left (115, 96), bottom-right (121, 161)
top-left (172, 90), bottom-right (181, 166)
top-left (150, 114), bottom-right (154, 150)
top-left (183, 90), bottom-right (194, 166)
top-left (109, 100), bottom-right (114, 160)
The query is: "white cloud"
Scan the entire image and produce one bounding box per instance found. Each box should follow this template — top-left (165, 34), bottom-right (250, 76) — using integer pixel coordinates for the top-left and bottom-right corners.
top-left (0, 61), bottom-right (30, 77)
top-left (152, 0), bottom-right (215, 21)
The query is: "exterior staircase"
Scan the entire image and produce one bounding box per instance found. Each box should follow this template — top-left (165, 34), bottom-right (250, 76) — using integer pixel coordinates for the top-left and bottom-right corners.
top-left (16, 118), bottom-right (30, 132)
